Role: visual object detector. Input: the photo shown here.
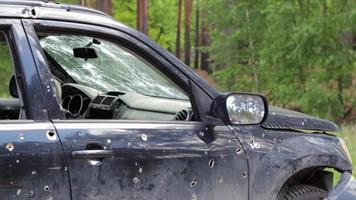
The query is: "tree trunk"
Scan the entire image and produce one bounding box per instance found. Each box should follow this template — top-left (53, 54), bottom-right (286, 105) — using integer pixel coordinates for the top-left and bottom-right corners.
top-left (194, 0), bottom-right (200, 69)
top-left (184, 0), bottom-right (193, 66)
top-left (245, 8), bottom-right (258, 92)
top-left (96, 0), bottom-right (112, 15)
top-left (175, 0), bottom-right (183, 58)
top-left (137, 0), bottom-right (149, 35)
top-left (200, 11), bottom-right (210, 73)
top-left (79, 0), bottom-right (85, 6)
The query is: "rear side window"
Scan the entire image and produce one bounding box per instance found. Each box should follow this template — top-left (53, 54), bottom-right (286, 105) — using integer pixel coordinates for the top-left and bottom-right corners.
top-left (0, 31), bottom-right (25, 120)
top-left (0, 32), bottom-right (14, 98)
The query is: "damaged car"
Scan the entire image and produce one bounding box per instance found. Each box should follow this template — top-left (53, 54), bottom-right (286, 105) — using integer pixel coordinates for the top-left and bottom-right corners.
top-left (0, 1), bottom-right (355, 199)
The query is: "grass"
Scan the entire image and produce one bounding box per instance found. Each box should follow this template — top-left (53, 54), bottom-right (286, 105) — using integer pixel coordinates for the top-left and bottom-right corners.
top-left (329, 125), bottom-right (356, 185)
top-left (337, 125), bottom-right (356, 172)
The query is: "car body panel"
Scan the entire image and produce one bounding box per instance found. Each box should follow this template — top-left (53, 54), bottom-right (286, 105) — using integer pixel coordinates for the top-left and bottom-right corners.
top-left (0, 122), bottom-right (70, 199)
top-left (53, 121), bottom-right (249, 200)
top-left (231, 125), bottom-right (352, 199)
top-left (264, 106), bottom-right (340, 132)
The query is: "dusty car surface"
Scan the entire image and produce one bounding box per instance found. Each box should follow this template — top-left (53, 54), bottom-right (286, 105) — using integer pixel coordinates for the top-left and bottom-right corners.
top-left (0, 0), bottom-right (354, 200)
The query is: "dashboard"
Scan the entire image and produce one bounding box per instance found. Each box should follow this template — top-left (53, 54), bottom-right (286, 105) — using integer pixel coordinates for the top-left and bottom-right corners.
top-left (60, 83), bottom-right (194, 121)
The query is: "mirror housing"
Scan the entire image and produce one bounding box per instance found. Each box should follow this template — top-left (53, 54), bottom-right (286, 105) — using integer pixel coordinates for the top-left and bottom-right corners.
top-left (73, 47), bottom-right (98, 60)
top-left (211, 93), bottom-right (268, 125)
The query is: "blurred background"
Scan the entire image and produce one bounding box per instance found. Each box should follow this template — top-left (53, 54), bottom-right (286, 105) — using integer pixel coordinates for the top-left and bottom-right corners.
top-left (1, 0), bottom-right (355, 168)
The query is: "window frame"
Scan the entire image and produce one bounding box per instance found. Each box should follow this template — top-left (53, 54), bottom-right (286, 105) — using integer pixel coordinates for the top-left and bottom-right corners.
top-left (23, 19), bottom-right (208, 122)
top-left (0, 19), bottom-right (47, 121)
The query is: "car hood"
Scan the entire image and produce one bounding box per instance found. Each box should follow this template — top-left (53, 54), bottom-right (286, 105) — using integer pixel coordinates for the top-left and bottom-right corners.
top-left (263, 106), bottom-right (340, 132)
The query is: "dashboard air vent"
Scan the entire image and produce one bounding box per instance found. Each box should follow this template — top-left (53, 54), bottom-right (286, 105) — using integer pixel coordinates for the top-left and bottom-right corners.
top-left (92, 96), bottom-right (105, 104)
top-left (174, 109), bottom-right (190, 121)
top-left (102, 97), bottom-right (116, 105)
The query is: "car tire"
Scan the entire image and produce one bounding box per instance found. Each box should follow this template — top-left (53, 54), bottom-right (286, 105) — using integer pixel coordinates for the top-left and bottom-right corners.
top-left (278, 184), bottom-right (328, 200)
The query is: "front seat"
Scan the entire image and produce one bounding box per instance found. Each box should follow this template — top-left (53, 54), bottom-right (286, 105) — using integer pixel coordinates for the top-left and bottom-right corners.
top-left (9, 75), bottom-right (25, 119)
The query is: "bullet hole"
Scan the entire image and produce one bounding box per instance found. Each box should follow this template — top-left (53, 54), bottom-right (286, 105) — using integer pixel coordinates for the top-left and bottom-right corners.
top-left (78, 131), bottom-right (86, 137)
top-left (236, 148), bottom-right (242, 155)
top-left (273, 138), bottom-right (278, 144)
top-left (218, 177), bottom-right (224, 183)
top-left (46, 131), bottom-right (57, 141)
top-left (301, 121), bottom-right (305, 126)
top-left (16, 160), bottom-right (20, 163)
top-left (192, 193), bottom-right (198, 200)
top-left (261, 133), bottom-right (265, 138)
top-left (64, 167), bottom-right (68, 171)
top-left (250, 138), bottom-right (260, 149)
top-left (242, 172), bottom-right (248, 178)
top-left (103, 146), bottom-right (107, 150)
top-left (10, 181), bottom-right (14, 185)
top-left (190, 179), bottom-right (198, 187)
top-left (208, 159), bottom-right (215, 168)
top-left (31, 8), bottom-right (36, 16)
top-left (106, 139), bottom-right (112, 144)
top-left (133, 177), bottom-right (140, 184)
top-left (228, 140), bottom-right (232, 143)
top-left (127, 142), bottom-right (132, 147)
top-left (31, 171), bottom-right (37, 175)
top-left (141, 134), bottom-right (148, 141)
top-left (138, 167), bottom-right (143, 173)
top-left (134, 162), bottom-right (138, 166)
top-left (204, 151), bottom-right (208, 155)
top-left (253, 143), bottom-right (260, 149)
top-left (29, 191), bottom-right (34, 196)
top-left (16, 189), bottom-right (22, 195)
top-left (43, 185), bottom-right (49, 191)
top-left (199, 131), bottom-right (204, 137)
top-left (18, 134), bottom-right (24, 141)
top-left (6, 143), bottom-right (14, 152)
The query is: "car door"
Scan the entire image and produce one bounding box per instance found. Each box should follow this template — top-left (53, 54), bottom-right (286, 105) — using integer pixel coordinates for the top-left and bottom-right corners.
top-left (23, 19), bottom-right (249, 200)
top-left (0, 19), bottom-right (71, 199)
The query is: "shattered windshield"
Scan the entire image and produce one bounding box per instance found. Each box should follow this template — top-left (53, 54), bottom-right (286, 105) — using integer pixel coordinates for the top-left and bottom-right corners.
top-left (39, 35), bottom-right (188, 100)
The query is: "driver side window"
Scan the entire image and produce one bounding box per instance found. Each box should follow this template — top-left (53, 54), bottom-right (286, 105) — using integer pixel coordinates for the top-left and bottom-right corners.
top-left (37, 33), bottom-right (193, 121)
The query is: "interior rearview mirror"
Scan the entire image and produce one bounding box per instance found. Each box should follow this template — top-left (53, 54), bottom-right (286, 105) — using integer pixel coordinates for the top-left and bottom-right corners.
top-left (211, 93), bottom-right (268, 125)
top-left (73, 47), bottom-right (98, 60)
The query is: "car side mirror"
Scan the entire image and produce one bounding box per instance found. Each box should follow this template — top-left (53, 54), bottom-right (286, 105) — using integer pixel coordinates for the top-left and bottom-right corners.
top-left (73, 47), bottom-right (98, 60)
top-left (211, 93), bottom-right (268, 125)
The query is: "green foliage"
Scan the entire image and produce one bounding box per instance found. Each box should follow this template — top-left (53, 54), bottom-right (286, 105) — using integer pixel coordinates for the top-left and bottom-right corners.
top-left (204, 0), bottom-right (356, 121)
top-left (0, 41), bottom-right (13, 98)
top-left (337, 125), bottom-right (356, 173)
top-left (113, 0), bottom-right (178, 51)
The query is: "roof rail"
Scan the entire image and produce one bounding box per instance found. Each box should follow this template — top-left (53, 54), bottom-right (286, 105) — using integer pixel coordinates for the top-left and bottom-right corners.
top-left (0, 0), bottom-right (110, 17)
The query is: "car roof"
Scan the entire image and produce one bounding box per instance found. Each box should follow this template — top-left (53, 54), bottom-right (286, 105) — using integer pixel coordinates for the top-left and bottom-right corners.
top-left (0, 0), bottom-right (109, 17)
top-left (0, 0), bottom-right (131, 34)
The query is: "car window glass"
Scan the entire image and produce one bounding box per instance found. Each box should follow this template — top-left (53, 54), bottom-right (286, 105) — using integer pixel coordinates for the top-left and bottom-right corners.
top-left (37, 33), bottom-right (193, 121)
top-left (40, 34), bottom-right (188, 100)
top-left (0, 31), bottom-right (25, 120)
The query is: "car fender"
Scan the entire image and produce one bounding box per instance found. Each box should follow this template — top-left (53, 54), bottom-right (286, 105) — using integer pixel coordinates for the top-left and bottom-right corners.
top-left (231, 126), bottom-right (352, 200)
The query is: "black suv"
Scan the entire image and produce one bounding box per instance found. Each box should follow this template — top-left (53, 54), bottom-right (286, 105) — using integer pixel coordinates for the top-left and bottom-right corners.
top-left (0, 1), bottom-right (354, 200)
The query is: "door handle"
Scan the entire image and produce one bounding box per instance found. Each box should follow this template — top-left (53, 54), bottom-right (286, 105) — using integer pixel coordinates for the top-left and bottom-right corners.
top-left (72, 150), bottom-right (113, 159)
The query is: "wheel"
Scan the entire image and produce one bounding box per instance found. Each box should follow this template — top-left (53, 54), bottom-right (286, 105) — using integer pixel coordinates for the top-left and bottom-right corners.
top-left (278, 184), bottom-right (328, 200)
